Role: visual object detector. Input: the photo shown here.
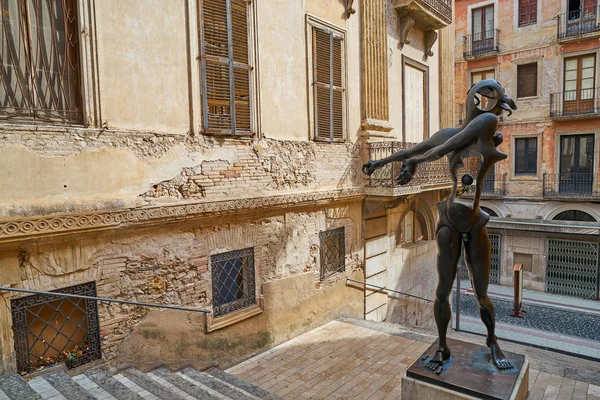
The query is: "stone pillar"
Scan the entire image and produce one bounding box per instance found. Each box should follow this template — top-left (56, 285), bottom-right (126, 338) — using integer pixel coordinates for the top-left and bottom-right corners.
top-left (360, 0), bottom-right (393, 138)
top-left (0, 252), bottom-right (19, 372)
top-left (438, 14), bottom-right (455, 129)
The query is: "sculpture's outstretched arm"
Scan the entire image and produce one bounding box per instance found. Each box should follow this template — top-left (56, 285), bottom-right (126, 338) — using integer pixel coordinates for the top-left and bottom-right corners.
top-left (362, 127), bottom-right (460, 175)
top-left (396, 113), bottom-right (498, 185)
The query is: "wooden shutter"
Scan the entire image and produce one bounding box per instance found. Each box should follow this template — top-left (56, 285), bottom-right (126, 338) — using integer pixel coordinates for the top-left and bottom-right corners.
top-left (517, 63), bottom-right (537, 98)
top-left (313, 26), bottom-right (344, 142)
top-left (519, 0), bottom-right (537, 26)
top-left (200, 0), bottom-right (251, 134)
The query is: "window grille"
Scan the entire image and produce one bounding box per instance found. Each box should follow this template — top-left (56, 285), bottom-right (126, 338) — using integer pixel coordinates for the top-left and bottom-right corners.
top-left (319, 227), bottom-right (345, 280)
top-left (312, 25), bottom-right (345, 142)
top-left (0, 0), bottom-right (82, 123)
top-left (211, 247), bottom-right (256, 317)
top-left (546, 239), bottom-right (599, 300)
top-left (200, 0), bottom-right (252, 135)
top-left (11, 282), bottom-right (101, 374)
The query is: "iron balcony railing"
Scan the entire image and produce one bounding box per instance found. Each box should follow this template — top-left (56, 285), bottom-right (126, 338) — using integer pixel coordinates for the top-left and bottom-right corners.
top-left (550, 87), bottom-right (600, 118)
top-left (463, 29), bottom-right (500, 59)
top-left (481, 174), bottom-right (506, 196)
top-left (557, 6), bottom-right (600, 40)
top-left (418, 0), bottom-right (453, 24)
top-left (543, 173), bottom-right (599, 199)
top-left (366, 141), bottom-right (451, 188)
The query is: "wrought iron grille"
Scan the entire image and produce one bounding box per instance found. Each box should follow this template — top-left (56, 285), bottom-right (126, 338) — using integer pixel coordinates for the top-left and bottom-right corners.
top-left (549, 87), bottom-right (600, 118)
top-left (11, 282), bottom-right (101, 374)
top-left (0, 0), bottom-right (82, 123)
top-left (481, 174), bottom-right (506, 197)
top-left (366, 141), bottom-right (451, 188)
top-left (543, 173), bottom-right (599, 199)
top-left (459, 233), bottom-right (501, 284)
top-left (211, 247), bottom-right (256, 318)
top-left (546, 239), bottom-right (599, 300)
top-left (320, 227), bottom-right (345, 280)
top-left (463, 29), bottom-right (500, 59)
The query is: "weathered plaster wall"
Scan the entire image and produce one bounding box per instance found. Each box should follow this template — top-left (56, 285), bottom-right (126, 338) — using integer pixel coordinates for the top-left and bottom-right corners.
top-left (0, 202), bottom-right (364, 371)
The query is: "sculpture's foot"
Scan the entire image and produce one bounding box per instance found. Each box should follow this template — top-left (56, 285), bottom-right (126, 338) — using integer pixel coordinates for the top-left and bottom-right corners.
top-left (426, 347), bottom-right (450, 375)
top-left (396, 160), bottom-right (416, 185)
top-left (362, 160), bottom-right (385, 176)
top-left (486, 338), bottom-right (513, 370)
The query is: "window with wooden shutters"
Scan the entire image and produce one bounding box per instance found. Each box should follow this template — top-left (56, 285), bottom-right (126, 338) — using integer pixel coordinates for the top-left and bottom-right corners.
top-left (312, 25), bottom-right (345, 142)
top-left (200, 0), bottom-right (252, 135)
top-left (517, 63), bottom-right (538, 98)
top-left (519, 0), bottom-right (537, 26)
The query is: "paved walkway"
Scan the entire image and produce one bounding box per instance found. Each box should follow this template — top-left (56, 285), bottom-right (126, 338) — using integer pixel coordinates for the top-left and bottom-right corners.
top-left (227, 320), bottom-right (600, 400)
top-left (454, 281), bottom-right (600, 360)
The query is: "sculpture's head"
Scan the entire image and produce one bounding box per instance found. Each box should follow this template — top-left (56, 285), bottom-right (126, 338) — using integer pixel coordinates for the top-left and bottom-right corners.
top-left (465, 79), bottom-right (517, 121)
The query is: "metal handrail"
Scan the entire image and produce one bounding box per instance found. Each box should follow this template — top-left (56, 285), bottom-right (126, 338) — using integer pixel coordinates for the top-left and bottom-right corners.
top-left (346, 278), bottom-right (434, 303)
top-left (0, 286), bottom-right (211, 313)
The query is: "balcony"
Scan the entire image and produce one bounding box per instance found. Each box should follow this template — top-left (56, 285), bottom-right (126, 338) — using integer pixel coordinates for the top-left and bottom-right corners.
top-left (550, 88), bottom-right (600, 120)
top-left (393, 0), bottom-right (453, 30)
top-left (543, 173), bottom-right (599, 200)
top-left (365, 141), bottom-right (452, 197)
top-left (481, 174), bottom-right (506, 197)
top-left (557, 6), bottom-right (600, 42)
top-left (463, 29), bottom-right (500, 60)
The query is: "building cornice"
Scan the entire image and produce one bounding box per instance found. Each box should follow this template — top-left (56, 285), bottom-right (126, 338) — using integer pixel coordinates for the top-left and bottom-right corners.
top-left (0, 188), bottom-right (366, 244)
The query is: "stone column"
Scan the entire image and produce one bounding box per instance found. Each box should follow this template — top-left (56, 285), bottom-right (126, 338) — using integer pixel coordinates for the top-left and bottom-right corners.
top-left (360, 0), bottom-right (393, 138)
top-left (437, 12), bottom-right (455, 129)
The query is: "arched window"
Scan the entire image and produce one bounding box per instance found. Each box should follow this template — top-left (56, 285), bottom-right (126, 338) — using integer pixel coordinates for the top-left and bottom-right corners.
top-left (397, 210), bottom-right (428, 246)
top-left (552, 210), bottom-right (597, 222)
top-left (481, 206), bottom-right (498, 217)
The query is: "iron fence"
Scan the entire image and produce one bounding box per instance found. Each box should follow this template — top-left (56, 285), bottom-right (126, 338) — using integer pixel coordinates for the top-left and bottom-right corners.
top-left (463, 29), bottom-right (500, 59)
top-left (550, 87), bottom-right (600, 118)
top-left (557, 6), bottom-right (600, 40)
top-left (10, 282), bottom-right (101, 374)
top-left (481, 174), bottom-right (506, 196)
top-left (366, 141), bottom-right (451, 188)
top-left (543, 173), bottom-right (599, 199)
top-left (0, 0), bottom-right (82, 123)
top-left (418, 0), bottom-right (452, 23)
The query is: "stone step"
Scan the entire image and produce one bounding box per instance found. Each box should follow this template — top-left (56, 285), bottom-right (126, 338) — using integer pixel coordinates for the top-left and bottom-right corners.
top-left (0, 372), bottom-right (43, 400)
top-left (205, 367), bottom-right (277, 400)
top-left (0, 365), bottom-right (275, 400)
top-left (151, 367), bottom-right (229, 399)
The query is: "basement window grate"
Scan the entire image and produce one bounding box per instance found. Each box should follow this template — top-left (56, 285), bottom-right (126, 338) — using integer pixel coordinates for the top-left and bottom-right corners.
top-left (320, 227), bottom-right (346, 280)
top-left (11, 282), bottom-right (101, 374)
top-left (211, 248), bottom-right (256, 318)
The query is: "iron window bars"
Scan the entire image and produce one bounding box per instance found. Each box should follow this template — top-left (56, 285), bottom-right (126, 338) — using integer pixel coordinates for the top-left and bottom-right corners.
top-left (0, 0), bottom-right (82, 123)
top-left (11, 281), bottom-right (101, 374)
top-left (211, 247), bottom-right (256, 318)
top-left (320, 227), bottom-right (345, 280)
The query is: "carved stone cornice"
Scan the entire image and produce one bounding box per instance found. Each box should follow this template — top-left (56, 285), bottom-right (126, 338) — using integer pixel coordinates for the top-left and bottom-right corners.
top-left (0, 188), bottom-right (365, 243)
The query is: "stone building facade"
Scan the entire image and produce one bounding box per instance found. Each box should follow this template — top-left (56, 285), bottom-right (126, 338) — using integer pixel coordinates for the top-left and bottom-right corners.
top-left (0, 0), bottom-right (454, 374)
top-left (454, 0), bottom-right (600, 298)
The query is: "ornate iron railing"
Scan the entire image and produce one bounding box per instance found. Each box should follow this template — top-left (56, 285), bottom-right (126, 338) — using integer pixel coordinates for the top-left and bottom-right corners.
top-left (543, 173), bottom-right (599, 199)
top-left (557, 6), bottom-right (600, 40)
top-left (11, 282), bottom-right (101, 374)
top-left (418, 0), bottom-right (452, 24)
top-left (0, 0), bottom-right (82, 123)
top-left (320, 227), bottom-right (345, 280)
top-left (211, 247), bottom-right (256, 318)
top-left (550, 87), bottom-right (600, 118)
top-left (463, 29), bottom-right (500, 59)
top-left (366, 141), bottom-right (451, 188)
top-left (481, 174), bottom-right (506, 196)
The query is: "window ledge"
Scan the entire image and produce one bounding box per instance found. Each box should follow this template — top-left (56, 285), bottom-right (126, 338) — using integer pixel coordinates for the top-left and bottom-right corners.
top-left (516, 95), bottom-right (540, 101)
top-left (510, 176), bottom-right (540, 181)
top-left (206, 304), bottom-right (263, 333)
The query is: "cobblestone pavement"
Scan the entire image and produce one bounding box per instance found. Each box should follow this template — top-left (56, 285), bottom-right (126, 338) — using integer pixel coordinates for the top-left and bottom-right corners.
top-left (227, 319), bottom-right (600, 399)
top-left (453, 290), bottom-right (600, 342)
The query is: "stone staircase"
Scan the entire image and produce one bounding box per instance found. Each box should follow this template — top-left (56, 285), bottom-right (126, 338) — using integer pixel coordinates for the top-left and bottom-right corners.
top-left (0, 366), bottom-right (277, 400)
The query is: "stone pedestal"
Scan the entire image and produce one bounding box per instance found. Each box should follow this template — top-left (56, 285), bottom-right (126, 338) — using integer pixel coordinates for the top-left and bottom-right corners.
top-left (401, 338), bottom-right (529, 400)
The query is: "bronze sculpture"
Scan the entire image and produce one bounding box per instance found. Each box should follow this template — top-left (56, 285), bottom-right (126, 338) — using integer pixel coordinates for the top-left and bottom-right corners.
top-left (362, 80), bottom-right (517, 373)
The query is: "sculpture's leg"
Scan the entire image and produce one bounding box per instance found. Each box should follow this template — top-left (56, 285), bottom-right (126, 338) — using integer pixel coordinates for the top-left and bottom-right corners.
top-left (428, 225), bottom-right (461, 373)
top-left (464, 224), bottom-right (513, 370)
